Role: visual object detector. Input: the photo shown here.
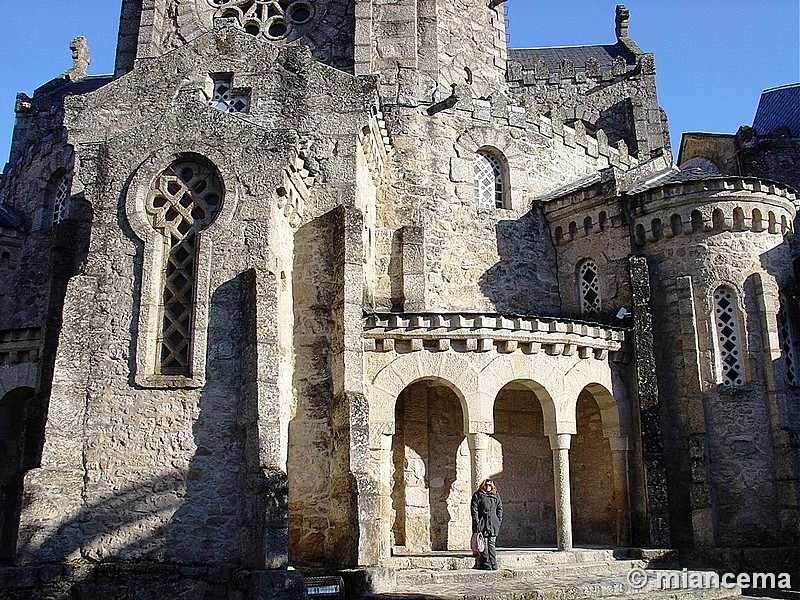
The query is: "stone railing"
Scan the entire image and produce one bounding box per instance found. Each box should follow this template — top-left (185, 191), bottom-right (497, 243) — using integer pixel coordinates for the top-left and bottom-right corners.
top-left (364, 312), bottom-right (630, 361)
top-left (0, 327), bottom-right (42, 365)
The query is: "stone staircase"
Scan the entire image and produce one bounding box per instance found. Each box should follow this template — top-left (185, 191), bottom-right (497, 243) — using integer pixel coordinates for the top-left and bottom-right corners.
top-left (358, 548), bottom-right (768, 600)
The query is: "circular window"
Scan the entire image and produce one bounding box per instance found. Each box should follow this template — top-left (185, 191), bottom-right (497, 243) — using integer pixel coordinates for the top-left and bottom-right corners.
top-left (266, 17), bottom-right (289, 40)
top-left (207, 0), bottom-right (317, 41)
top-left (288, 3), bottom-right (313, 24)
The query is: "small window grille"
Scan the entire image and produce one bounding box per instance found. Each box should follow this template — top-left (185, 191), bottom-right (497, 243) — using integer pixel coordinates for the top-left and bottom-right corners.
top-left (53, 175), bottom-right (71, 225)
top-left (714, 287), bottom-right (745, 386)
top-left (474, 151), bottom-right (505, 210)
top-left (147, 160), bottom-right (223, 375)
top-left (578, 259), bottom-right (601, 317)
top-left (778, 294), bottom-right (798, 386)
top-left (210, 79), bottom-right (250, 113)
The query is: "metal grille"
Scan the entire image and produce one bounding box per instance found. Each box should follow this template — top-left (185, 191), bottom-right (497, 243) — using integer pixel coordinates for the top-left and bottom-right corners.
top-left (210, 79), bottom-right (250, 113)
top-left (147, 160), bottom-right (223, 375)
top-left (778, 294), bottom-right (798, 386)
top-left (714, 288), bottom-right (744, 386)
top-left (207, 0), bottom-right (315, 40)
top-left (53, 175), bottom-right (70, 225)
top-left (578, 260), bottom-right (601, 318)
top-left (474, 152), bottom-right (504, 210)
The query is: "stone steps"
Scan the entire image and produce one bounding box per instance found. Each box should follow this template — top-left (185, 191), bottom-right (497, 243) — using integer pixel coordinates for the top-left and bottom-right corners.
top-left (364, 549), bottom-right (751, 600)
top-left (386, 547), bottom-right (647, 572)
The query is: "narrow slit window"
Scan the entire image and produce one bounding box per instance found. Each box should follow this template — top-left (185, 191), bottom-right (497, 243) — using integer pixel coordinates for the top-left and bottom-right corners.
top-left (713, 287), bottom-right (745, 386)
top-left (778, 294), bottom-right (798, 386)
top-left (52, 174), bottom-right (71, 225)
top-left (578, 259), bottom-right (601, 318)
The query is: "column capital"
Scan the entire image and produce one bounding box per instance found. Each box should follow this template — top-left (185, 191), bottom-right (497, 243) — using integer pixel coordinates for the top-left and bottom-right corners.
top-left (467, 431), bottom-right (490, 451)
top-left (548, 432), bottom-right (572, 451)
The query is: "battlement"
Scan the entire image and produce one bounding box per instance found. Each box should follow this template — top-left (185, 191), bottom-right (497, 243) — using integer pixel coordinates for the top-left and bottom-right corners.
top-left (626, 177), bottom-right (797, 245)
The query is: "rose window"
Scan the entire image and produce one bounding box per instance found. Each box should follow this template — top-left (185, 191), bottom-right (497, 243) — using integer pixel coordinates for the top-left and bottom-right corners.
top-left (207, 0), bottom-right (316, 40)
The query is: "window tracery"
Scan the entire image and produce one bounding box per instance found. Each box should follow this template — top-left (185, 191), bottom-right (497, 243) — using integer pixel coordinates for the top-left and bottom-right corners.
top-left (474, 151), bottom-right (505, 210)
top-left (713, 287), bottom-right (745, 386)
top-left (146, 160), bottom-right (223, 375)
top-left (207, 0), bottom-right (315, 40)
top-left (578, 259), bottom-right (601, 318)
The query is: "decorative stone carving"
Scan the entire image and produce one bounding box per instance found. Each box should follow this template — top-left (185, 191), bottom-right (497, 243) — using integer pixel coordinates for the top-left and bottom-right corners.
top-left (206, 0), bottom-right (315, 40)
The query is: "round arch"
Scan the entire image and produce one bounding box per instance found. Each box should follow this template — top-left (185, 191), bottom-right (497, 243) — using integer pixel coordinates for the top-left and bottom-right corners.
top-left (479, 353), bottom-right (617, 436)
top-left (370, 352), bottom-right (479, 433)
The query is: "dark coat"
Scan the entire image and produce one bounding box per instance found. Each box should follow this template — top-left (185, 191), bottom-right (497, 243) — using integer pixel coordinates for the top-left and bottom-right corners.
top-left (471, 489), bottom-right (503, 536)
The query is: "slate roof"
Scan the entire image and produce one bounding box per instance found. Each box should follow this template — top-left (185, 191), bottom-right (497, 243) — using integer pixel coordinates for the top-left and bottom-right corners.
top-left (0, 202), bottom-right (24, 229)
top-left (752, 83), bottom-right (800, 137)
top-left (625, 157), bottom-right (724, 195)
top-left (508, 44), bottom-right (634, 72)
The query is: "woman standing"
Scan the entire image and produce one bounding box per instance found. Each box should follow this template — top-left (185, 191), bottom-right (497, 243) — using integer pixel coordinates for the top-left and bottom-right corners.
top-left (470, 478), bottom-right (503, 570)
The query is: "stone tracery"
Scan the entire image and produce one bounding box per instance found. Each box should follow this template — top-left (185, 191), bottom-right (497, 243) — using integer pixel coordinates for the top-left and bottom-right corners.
top-left (207, 0), bottom-right (315, 40)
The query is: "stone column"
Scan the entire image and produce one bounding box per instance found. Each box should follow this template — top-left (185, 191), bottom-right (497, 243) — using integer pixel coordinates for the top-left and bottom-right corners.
top-left (467, 432), bottom-right (490, 491)
top-left (549, 433), bottom-right (573, 551)
top-left (377, 429), bottom-right (395, 561)
top-left (608, 435), bottom-right (632, 546)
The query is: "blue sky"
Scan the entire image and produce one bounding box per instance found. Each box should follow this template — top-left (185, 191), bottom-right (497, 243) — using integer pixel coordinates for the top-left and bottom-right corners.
top-left (0, 0), bottom-right (798, 165)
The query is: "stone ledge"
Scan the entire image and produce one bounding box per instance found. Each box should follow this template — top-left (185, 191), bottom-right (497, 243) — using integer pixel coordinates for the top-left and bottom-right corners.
top-left (364, 313), bottom-right (629, 361)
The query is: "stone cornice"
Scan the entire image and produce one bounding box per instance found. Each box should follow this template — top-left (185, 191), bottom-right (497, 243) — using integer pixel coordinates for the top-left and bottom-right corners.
top-left (364, 312), bottom-right (630, 361)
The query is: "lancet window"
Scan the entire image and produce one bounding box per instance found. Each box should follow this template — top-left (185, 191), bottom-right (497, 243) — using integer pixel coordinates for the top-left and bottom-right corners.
top-left (52, 174), bottom-right (71, 225)
top-left (578, 259), bottom-right (601, 318)
top-left (146, 159), bottom-right (223, 375)
top-left (474, 150), bottom-right (506, 210)
top-left (713, 287), bottom-right (745, 386)
top-left (778, 293), bottom-right (799, 386)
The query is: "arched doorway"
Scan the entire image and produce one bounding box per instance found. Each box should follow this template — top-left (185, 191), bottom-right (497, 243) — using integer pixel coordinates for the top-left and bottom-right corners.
top-left (391, 379), bottom-right (469, 552)
top-left (490, 381), bottom-right (555, 547)
top-left (570, 388), bottom-right (615, 546)
top-left (1, 387), bottom-right (34, 563)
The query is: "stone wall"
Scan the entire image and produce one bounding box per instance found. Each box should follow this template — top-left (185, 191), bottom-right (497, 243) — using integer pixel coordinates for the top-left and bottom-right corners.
top-left (490, 387), bottom-right (555, 547)
top-left (636, 185), bottom-right (798, 547)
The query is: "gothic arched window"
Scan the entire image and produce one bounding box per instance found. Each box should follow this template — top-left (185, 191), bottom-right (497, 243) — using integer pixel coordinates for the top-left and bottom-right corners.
top-left (577, 259), bottom-right (601, 318)
top-left (474, 150), bottom-right (506, 210)
top-left (146, 159), bottom-right (223, 375)
top-left (713, 286), bottom-right (745, 386)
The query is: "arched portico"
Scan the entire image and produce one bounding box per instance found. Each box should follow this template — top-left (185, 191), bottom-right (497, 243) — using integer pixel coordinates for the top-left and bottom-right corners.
top-left (364, 314), bottom-right (632, 560)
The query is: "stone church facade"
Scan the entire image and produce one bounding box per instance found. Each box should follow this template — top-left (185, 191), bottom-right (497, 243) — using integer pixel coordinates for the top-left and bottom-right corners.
top-left (0, 0), bottom-right (798, 596)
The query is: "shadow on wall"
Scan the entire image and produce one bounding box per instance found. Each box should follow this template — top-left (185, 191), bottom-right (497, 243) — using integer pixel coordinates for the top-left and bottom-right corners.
top-left (478, 209), bottom-right (560, 316)
top-left (13, 274), bottom-right (249, 566)
top-left (288, 213), bottom-right (335, 566)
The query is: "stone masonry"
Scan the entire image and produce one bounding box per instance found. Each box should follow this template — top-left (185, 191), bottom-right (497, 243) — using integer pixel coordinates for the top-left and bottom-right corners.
top-left (0, 2), bottom-right (798, 598)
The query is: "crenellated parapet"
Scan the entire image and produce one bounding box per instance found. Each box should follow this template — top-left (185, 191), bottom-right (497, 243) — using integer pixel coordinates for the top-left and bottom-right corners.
top-left (358, 104), bottom-right (394, 185)
top-left (0, 327), bottom-right (41, 365)
top-left (626, 177), bottom-right (797, 246)
top-left (363, 312), bottom-right (630, 361)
